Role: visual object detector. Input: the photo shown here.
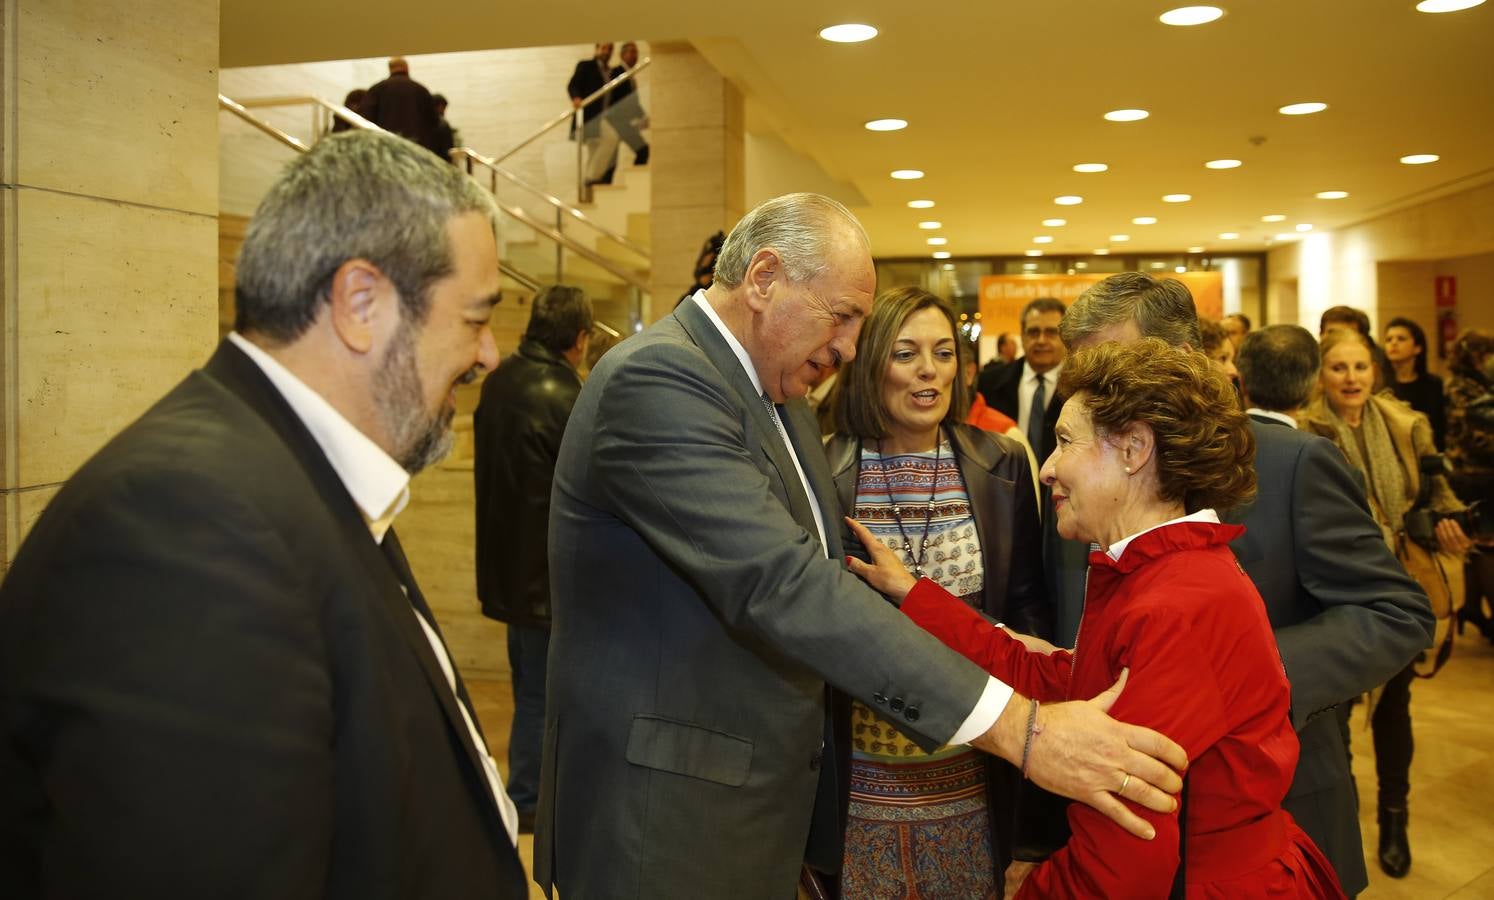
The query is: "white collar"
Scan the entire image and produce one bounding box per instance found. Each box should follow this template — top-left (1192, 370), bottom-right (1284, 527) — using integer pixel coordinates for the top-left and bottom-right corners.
top-left (1106, 508), bottom-right (1220, 561)
top-left (1247, 408), bottom-right (1298, 428)
top-left (690, 290), bottom-right (767, 399)
top-left (1024, 359), bottom-right (1061, 384)
top-left (228, 332), bottom-right (410, 541)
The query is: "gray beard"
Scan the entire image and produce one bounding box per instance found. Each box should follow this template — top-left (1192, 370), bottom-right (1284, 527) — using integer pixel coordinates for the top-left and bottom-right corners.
top-left (374, 322), bottom-right (455, 475)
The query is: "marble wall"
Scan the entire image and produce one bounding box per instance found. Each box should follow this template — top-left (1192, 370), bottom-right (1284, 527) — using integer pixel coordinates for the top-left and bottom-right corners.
top-left (1, 0), bottom-right (221, 570)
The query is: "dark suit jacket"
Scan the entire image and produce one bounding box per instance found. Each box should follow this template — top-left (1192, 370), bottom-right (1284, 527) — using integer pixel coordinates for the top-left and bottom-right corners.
top-left (538, 297), bottom-right (993, 898)
top-left (1225, 415), bottom-right (1435, 896)
top-left (824, 424), bottom-right (1048, 887)
top-left (0, 341), bottom-right (526, 899)
top-left (566, 57), bottom-right (611, 126)
top-left (982, 356), bottom-right (1061, 465)
top-left (362, 73), bottom-right (441, 154)
top-left (473, 339), bottom-right (583, 627)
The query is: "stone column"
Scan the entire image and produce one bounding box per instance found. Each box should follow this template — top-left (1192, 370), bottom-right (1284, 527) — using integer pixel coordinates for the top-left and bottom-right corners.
top-left (646, 41), bottom-right (744, 321)
top-left (1, 0), bottom-right (220, 571)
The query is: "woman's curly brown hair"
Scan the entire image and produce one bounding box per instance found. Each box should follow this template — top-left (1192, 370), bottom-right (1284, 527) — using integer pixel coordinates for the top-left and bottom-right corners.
top-left (1058, 338), bottom-right (1257, 513)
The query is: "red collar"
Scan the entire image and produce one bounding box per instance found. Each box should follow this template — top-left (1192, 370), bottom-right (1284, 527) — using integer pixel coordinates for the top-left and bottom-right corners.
top-left (1087, 521), bottom-right (1245, 575)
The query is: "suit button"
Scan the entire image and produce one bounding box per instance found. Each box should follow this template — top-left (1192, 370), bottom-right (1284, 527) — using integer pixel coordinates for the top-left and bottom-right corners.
top-left (810, 750), bottom-right (823, 771)
top-left (873, 692), bottom-right (887, 705)
top-left (904, 706), bottom-right (921, 722)
top-left (889, 697), bottom-right (905, 712)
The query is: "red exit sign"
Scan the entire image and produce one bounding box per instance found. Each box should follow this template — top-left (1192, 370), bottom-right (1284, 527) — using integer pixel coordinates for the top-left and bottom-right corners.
top-left (1435, 276), bottom-right (1457, 307)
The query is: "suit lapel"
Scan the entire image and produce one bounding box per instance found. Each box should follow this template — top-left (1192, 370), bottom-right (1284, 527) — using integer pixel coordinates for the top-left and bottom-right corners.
top-left (673, 300), bottom-right (824, 546)
top-left (203, 341), bottom-right (505, 837)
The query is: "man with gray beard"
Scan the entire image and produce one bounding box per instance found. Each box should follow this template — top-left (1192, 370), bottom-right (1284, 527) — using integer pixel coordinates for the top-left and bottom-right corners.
top-left (0, 131), bottom-right (528, 898)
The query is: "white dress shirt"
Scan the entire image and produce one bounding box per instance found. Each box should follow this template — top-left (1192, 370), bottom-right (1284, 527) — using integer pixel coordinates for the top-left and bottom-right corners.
top-left (227, 332), bottom-right (520, 847)
top-left (687, 293), bottom-right (1011, 744)
top-left (1247, 407), bottom-right (1298, 428)
top-left (1016, 360), bottom-right (1063, 437)
top-left (1106, 508), bottom-right (1222, 561)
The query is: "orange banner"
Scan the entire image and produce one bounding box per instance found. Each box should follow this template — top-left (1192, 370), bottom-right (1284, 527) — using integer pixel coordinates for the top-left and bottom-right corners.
top-left (977, 272), bottom-right (1223, 359)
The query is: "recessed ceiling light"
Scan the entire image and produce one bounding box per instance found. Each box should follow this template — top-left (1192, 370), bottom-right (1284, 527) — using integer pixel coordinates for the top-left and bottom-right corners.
top-left (917, 221), bottom-right (942, 230)
top-left (1205, 159), bottom-right (1242, 169)
top-left (926, 237), bottom-right (948, 245)
top-left (1218, 232), bottom-right (1239, 239)
top-left (1296, 223), bottom-right (1314, 232)
top-left (819, 23), bottom-right (878, 42)
top-left (1416, 0), bottom-right (1486, 11)
top-left (891, 169), bottom-right (924, 180)
top-left (942, 263), bottom-right (956, 270)
top-left (1042, 218), bottom-right (1067, 227)
top-left (1054, 195), bottom-right (1084, 205)
top-left (907, 199), bottom-right (935, 209)
top-left (932, 251), bottom-right (952, 259)
top-left (1176, 265), bottom-right (1189, 273)
top-left (1187, 247), bottom-right (1205, 253)
top-left (1032, 235), bottom-right (1054, 244)
top-left (1103, 108), bottom-right (1150, 122)
top-left (1160, 6), bottom-right (1225, 26)
top-left (1110, 234), bottom-right (1131, 242)
top-left (1150, 262), bottom-right (1167, 269)
top-left (1023, 262), bottom-right (1039, 271)
top-left (1279, 102), bottom-right (1328, 116)
top-left (1132, 216), bottom-right (1158, 225)
top-left (1094, 249), bottom-right (1111, 255)
top-left (1262, 214), bottom-right (1286, 222)
top-left (1025, 250), bottom-right (1044, 257)
top-left (1162, 193), bottom-right (1192, 203)
top-left (1273, 233), bottom-right (1300, 241)
top-left (1400, 153), bottom-right (1440, 165)
top-left (864, 118), bottom-right (907, 132)
top-left (1073, 163), bottom-right (1109, 173)
top-left (1075, 261), bottom-right (1089, 269)
top-left (1316, 190), bottom-right (1349, 199)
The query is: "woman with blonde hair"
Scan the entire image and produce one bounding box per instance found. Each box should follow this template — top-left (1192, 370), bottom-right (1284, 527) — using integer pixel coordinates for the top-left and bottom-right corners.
top-left (1301, 327), bottom-right (1471, 878)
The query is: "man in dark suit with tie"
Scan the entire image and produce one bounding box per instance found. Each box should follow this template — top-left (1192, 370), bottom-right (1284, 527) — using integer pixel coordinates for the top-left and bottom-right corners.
top-left (537, 194), bottom-right (1189, 899)
top-left (1055, 283), bottom-right (1434, 897)
top-left (1232, 325), bottom-right (1433, 896)
top-left (981, 297), bottom-right (1067, 466)
top-left (0, 131), bottom-right (528, 898)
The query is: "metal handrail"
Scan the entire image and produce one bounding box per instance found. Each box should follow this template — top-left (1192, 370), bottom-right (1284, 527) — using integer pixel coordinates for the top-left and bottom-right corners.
top-left (451, 146), bottom-right (649, 261)
top-left (216, 93), bottom-right (649, 295)
top-left (500, 262), bottom-right (542, 292)
top-left (221, 93), bottom-right (649, 264)
top-left (495, 56), bottom-right (651, 164)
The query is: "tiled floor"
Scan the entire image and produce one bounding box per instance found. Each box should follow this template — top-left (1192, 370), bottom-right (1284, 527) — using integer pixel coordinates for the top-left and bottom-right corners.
top-left (469, 626), bottom-right (1494, 898)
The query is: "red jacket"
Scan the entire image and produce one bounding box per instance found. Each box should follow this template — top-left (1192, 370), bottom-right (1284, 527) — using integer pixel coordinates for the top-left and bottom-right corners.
top-left (901, 521), bottom-right (1343, 898)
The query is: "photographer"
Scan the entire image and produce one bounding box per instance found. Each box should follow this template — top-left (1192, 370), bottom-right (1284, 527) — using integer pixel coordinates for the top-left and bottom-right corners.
top-left (1301, 328), bottom-right (1472, 880)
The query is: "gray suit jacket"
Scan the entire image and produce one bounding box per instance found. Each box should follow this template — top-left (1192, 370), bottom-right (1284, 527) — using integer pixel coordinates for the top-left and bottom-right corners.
top-left (536, 298), bottom-right (992, 898)
top-left (1224, 416), bottom-right (1434, 896)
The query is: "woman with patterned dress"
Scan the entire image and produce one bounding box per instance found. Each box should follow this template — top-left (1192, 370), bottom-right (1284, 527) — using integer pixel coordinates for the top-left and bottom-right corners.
top-left (847, 341), bottom-right (1344, 898)
top-left (823, 287), bottom-right (1047, 898)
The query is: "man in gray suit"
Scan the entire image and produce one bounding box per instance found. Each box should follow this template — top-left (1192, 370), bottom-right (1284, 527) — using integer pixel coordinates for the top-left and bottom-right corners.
top-left (1058, 278), bottom-right (1434, 897)
top-left (538, 195), bottom-right (1187, 898)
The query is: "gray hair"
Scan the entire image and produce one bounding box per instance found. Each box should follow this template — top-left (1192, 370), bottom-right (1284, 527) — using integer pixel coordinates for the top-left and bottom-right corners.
top-left (235, 130), bottom-right (498, 344)
top-left (712, 193), bottom-right (869, 288)
top-left (1237, 324), bottom-right (1320, 411)
top-left (1060, 272), bottom-right (1202, 350)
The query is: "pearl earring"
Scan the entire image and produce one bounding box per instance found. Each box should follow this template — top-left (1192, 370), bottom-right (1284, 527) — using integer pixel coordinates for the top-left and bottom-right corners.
top-left (1124, 466), bottom-right (1132, 474)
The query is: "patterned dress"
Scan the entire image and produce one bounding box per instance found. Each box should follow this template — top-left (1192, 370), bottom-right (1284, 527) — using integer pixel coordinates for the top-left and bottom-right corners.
top-left (841, 439), bottom-right (996, 900)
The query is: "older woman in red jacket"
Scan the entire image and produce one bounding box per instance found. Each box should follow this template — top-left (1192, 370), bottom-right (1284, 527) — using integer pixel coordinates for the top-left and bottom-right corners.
top-left (848, 340), bottom-right (1343, 898)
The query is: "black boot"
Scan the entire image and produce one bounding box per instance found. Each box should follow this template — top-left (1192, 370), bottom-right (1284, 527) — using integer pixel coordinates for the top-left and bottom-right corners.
top-left (1378, 806), bottom-right (1411, 878)
top-left (634, 143), bottom-right (649, 165)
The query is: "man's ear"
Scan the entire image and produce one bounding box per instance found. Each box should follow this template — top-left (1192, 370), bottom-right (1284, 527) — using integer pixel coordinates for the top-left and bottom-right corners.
top-left (743, 248), bottom-right (782, 314)
top-left (327, 259), bottom-right (395, 355)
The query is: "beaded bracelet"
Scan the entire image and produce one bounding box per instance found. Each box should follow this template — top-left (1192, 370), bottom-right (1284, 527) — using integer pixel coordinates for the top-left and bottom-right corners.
top-left (1020, 698), bottom-right (1042, 779)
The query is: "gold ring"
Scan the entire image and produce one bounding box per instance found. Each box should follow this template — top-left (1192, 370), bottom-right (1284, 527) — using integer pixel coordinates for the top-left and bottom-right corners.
top-left (1119, 774), bottom-right (1132, 795)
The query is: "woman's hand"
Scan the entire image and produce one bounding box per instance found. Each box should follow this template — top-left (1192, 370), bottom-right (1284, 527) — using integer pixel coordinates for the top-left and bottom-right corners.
top-left (843, 517), bottom-right (917, 602)
top-left (1436, 516), bottom-right (1473, 557)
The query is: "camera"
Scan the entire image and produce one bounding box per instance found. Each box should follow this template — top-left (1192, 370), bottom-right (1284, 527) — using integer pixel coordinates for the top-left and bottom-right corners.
top-left (1403, 455), bottom-right (1494, 550)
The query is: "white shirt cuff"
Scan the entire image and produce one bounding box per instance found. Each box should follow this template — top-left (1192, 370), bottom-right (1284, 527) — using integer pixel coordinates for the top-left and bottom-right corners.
top-left (947, 676), bottom-right (1014, 746)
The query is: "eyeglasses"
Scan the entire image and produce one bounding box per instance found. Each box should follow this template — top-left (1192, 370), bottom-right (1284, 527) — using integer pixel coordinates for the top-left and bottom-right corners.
top-left (1024, 327), bottom-right (1061, 340)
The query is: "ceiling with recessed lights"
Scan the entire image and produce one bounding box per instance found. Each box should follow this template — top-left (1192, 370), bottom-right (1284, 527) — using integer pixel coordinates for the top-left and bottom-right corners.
top-left (220, 0), bottom-right (1494, 258)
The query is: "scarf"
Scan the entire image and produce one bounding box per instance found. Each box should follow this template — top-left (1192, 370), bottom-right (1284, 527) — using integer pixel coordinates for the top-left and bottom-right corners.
top-left (1321, 397), bottom-right (1412, 537)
